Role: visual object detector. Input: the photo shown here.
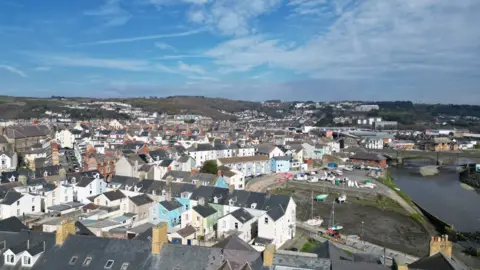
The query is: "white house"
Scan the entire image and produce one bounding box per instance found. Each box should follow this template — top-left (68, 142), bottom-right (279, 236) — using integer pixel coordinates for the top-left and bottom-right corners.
top-left (55, 129), bottom-right (75, 149)
top-left (3, 242), bottom-right (46, 268)
top-left (257, 197), bottom-right (296, 247)
top-left (73, 175), bottom-right (107, 203)
top-left (0, 191), bottom-right (42, 219)
top-left (93, 190), bottom-right (126, 207)
top-left (0, 151), bottom-right (17, 172)
top-left (187, 143), bottom-right (217, 168)
top-left (256, 144), bottom-right (284, 158)
top-left (362, 136), bottom-right (384, 149)
top-left (43, 184), bottom-right (75, 210)
top-left (217, 208), bottom-right (255, 243)
top-left (221, 168), bottom-right (246, 190)
top-left (217, 156), bottom-right (271, 178)
top-left (109, 119), bottom-right (124, 129)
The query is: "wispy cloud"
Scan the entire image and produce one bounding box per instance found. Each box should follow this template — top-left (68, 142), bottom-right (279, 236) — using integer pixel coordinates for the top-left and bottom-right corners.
top-left (84, 0), bottom-right (131, 28)
top-left (178, 61), bottom-right (206, 74)
top-left (187, 0), bottom-right (282, 36)
top-left (287, 0), bottom-right (328, 16)
top-left (206, 0), bottom-right (480, 80)
top-left (0, 64), bottom-right (26, 77)
top-left (157, 54), bottom-right (209, 60)
top-left (75, 28), bottom-right (205, 46)
top-left (154, 41), bottom-right (176, 51)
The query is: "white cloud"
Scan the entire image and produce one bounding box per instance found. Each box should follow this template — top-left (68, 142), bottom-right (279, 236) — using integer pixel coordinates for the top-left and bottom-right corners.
top-left (188, 75), bottom-right (218, 81)
top-left (205, 0), bottom-right (480, 79)
top-left (178, 61), bottom-right (206, 74)
top-left (76, 29), bottom-right (205, 46)
top-left (157, 54), bottom-right (209, 59)
top-left (84, 0), bottom-right (131, 27)
top-left (149, 0), bottom-right (208, 5)
top-left (154, 41), bottom-right (176, 51)
top-left (0, 64), bottom-right (26, 77)
top-left (187, 0), bottom-right (282, 36)
top-left (287, 0), bottom-right (328, 15)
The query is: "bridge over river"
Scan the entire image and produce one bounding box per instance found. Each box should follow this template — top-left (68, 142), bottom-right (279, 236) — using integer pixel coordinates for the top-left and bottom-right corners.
top-left (368, 149), bottom-right (480, 165)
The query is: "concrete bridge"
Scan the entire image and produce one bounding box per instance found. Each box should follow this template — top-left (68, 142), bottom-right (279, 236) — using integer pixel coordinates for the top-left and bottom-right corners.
top-left (368, 149), bottom-right (480, 165)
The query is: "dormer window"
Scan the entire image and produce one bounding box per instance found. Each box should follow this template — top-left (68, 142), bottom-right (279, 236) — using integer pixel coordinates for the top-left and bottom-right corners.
top-left (23, 255), bottom-right (32, 266)
top-left (105, 260), bottom-right (114, 269)
top-left (5, 254), bottom-right (14, 265)
top-left (213, 197), bottom-right (218, 203)
top-left (229, 199), bottom-right (234, 206)
top-left (251, 203), bottom-right (257, 209)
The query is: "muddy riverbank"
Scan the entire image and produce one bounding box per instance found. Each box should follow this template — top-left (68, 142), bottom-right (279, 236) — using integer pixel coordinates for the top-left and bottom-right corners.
top-left (274, 187), bottom-right (430, 256)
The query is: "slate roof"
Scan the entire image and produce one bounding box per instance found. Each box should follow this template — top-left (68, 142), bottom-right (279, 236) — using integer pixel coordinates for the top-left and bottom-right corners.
top-left (265, 206), bottom-right (285, 221)
top-left (103, 190), bottom-right (126, 201)
top-left (311, 241), bottom-right (354, 261)
top-left (161, 170), bottom-right (191, 181)
top-left (148, 150), bottom-right (170, 161)
top-left (408, 252), bottom-right (470, 270)
top-left (130, 194), bottom-right (153, 206)
top-left (193, 204), bottom-right (217, 218)
top-left (230, 208), bottom-right (254, 224)
top-left (159, 199), bottom-right (183, 211)
top-left (190, 173), bottom-right (218, 185)
top-left (159, 159), bottom-right (174, 167)
top-left (177, 155), bottom-right (191, 163)
top-left (188, 143), bottom-right (215, 152)
top-left (75, 177), bottom-right (96, 187)
top-left (218, 156), bottom-right (269, 164)
top-left (4, 125), bottom-right (49, 139)
top-left (272, 156), bottom-right (291, 161)
top-left (0, 135), bottom-right (8, 144)
top-left (0, 216), bottom-right (28, 232)
top-left (175, 225), bottom-right (196, 238)
top-left (212, 235), bottom-right (257, 252)
top-left (0, 191), bottom-right (23, 205)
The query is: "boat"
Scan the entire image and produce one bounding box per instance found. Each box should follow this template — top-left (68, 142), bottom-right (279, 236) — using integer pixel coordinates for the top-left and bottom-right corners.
top-left (337, 195), bottom-right (346, 203)
top-left (344, 166), bottom-right (353, 171)
top-left (329, 225), bottom-right (344, 230)
top-left (308, 177), bottom-right (319, 183)
top-left (315, 194), bottom-right (329, 201)
top-left (326, 174), bottom-right (335, 181)
top-left (327, 202), bottom-right (343, 232)
top-left (354, 181), bottom-right (359, 188)
top-left (305, 217), bottom-right (324, 226)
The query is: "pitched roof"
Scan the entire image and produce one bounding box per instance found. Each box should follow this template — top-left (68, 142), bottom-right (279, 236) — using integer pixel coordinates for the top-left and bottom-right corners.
top-left (159, 199), bottom-right (183, 211)
top-left (218, 156), bottom-right (269, 164)
top-left (193, 204), bottom-right (217, 218)
top-left (0, 216), bottom-right (28, 232)
top-left (266, 205), bottom-right (285, 221)
top-left (175, 225), bottom-right (196, 238)
top-left (230, 208), bottom-right (254, 224)
top-left (0, 191), bottom-right (23, 205)
top-left (102, 190), bottom-right (126, 201)
top-left (212, 235), bottom-right (257, 252)
top-left (311, 241), bottom-right (354, 261)
top-left (408, 252), bottom-right (470, 270)
top-left (129, 194), bottom-right (153, 206)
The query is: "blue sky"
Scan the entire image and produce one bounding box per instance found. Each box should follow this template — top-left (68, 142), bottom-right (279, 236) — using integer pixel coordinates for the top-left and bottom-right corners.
top-left (0, 0), bottom-right (479, 103)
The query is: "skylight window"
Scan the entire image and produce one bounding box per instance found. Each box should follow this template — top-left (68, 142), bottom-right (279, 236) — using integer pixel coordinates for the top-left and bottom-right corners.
top-left (105, 260), bottom-right (114, 269)
top-left (69, 256), bottom-right (78, 265)
top-left (83, 257), bottom-right (92, 266)
top-left (120, 262), bottom-right (129, 270)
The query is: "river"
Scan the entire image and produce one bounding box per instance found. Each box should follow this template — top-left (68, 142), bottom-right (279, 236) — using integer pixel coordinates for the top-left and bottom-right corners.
top-left (390, 167), bottom-right (480, 232)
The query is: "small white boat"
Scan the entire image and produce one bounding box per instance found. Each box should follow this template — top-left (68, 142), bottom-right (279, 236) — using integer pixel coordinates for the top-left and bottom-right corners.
top-left (337, 195), bottom-right (346, 203)
top-left (327, 174), bottom-right (335, 181)
top-left (354, 181), bottom-right (359, 188)
top-left (344, 166), bottom-right (353, 171)
top-left (308, 177), bottom-right (319, 183)
top-left (306, 217), bottom-right (324, 226)
top-left (333, 170), bottom-right (343, 176)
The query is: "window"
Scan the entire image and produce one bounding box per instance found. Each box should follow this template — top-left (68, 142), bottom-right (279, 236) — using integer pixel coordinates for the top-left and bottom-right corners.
top-left (69, 256), bottom-right (78, 265)
top-left (16, 209), bottom-right (20, 216)
top-left (104, 260), bottom-right (114, 269)
top-left (5, 254), bottom-right (14, 264)
top-left (234, 222), bottom-right (238, 229)
top-left (196, 216), bottom-right (200, 221)
top-left (65, 196), bottom-right (68, 202)
top-left (223, 220), bottom-right (226, 228)
top-left (32, 206), bottom-right (35, 212)
top-left (264, 217), bottom-right (269, 224)
top-left (83, 257), bottom-right (92, 266)
top-left (23, 256), bottom-right (31, 265)
top-left (185, 204), bottom-right (189, 210)
top-left (120, 262), bottom-right (129, 270)
top-left (17, 201), bottom-right (20, 206)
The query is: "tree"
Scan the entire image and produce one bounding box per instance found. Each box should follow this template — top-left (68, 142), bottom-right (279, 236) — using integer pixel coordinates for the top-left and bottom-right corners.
top-left (475, 144), bottom-right (480, 149)
top-left (200, 160), bottom-right (218, 174)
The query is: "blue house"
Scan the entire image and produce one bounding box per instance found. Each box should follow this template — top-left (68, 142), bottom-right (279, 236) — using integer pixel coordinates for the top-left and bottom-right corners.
top-left (214, 176), bottom-right (228, 188)
top-left (150, 198), bottom-right (185, 227)
top-left (270, 156), bottom-right (291, 173)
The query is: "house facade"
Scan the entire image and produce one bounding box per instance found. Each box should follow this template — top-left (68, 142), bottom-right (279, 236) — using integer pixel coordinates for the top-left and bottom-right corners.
top-left (217, 208), bottom-right (255, 243)
top-left (217, 156), bottom-right (271, 177)
top-left (55, 129), bottom-right (75, 149)
top-left (150, 198), bottom-right (185, 227)
top-left (257, 197), bottom-right (296, 247)
top-left (0, 192), bottom-right (42, 219)
top-left (0, 151), bottom-right (17, 172)
top-left (270, 156), bottom-right (291, 173)
top-left (43, 184), bottom-right (75, 210)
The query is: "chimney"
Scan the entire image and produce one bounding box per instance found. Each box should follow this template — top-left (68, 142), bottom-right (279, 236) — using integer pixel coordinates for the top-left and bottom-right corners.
top-left (429, 235), bottom-right (452, 258)
top-left (392, 257), bottom-right (409, 270)
top-left (217, 170), bottom-right (222, 177)
top-left (196, 180), bottom-right (201, 188)
top-left (152, 223), bottom-right (168, 255)
top-left (198, 197), bottom-right (205, 206)
top-left (56, 219), bottom-right (75, 245)
top-left (263, 244), bottom-right (276, 266)
top-left (194, 143), bottom-right (198, 149)
top-left (229, 185), bottom-right (235, 195)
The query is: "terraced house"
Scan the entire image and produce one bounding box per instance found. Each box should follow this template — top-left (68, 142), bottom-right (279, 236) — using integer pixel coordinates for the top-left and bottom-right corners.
top-left (2, 125), bottom-right (50, 152)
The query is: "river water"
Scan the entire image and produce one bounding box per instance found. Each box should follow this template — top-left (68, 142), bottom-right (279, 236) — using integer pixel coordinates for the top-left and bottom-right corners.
top-left (390, 167), bottom-right (480, 232)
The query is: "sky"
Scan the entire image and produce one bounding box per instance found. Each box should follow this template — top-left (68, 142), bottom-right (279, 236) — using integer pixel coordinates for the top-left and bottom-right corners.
top-left (0, 0), bottom-right (479, 103)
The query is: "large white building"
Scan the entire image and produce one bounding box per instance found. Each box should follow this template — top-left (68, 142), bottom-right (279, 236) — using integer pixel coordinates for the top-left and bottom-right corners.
top-left (217, 156), bottom-right (271, 178)
top-left (55, 129), bottom-right (75, 149)
top-left (0, 191), bottom-right (42, 219)
top-left (0, 151), bottom-right (17, 172)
